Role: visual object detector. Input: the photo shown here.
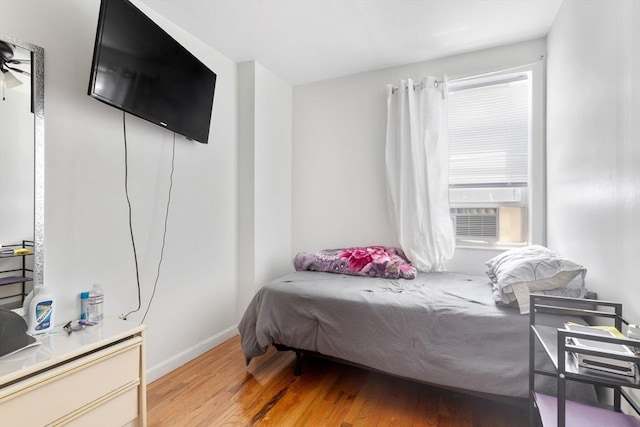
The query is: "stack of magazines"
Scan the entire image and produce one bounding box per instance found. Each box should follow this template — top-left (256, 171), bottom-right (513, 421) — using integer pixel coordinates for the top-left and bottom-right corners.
top-left (565, 323), bottom-right (638, 377)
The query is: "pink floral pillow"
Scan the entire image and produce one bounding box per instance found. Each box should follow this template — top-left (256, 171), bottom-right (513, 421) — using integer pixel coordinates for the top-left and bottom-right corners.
top-left (294, 246), bottom-right (416, 279)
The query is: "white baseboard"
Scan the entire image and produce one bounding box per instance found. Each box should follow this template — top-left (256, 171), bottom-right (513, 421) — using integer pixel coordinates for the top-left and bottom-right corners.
top-left (146, 325), bottom-right (239, 383)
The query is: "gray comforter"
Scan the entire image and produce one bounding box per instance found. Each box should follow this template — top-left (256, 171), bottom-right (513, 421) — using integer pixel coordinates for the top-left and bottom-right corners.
top-left (238, 271), bottom-right (595, 400)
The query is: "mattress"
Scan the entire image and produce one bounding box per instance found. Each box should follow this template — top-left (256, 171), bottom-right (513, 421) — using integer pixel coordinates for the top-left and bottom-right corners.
top-left (238, 270), bottom-right (595, 400)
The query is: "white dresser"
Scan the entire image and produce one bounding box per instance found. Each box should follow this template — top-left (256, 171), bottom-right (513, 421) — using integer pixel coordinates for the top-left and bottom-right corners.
top-left (0, 318), bottom-right (146, 426)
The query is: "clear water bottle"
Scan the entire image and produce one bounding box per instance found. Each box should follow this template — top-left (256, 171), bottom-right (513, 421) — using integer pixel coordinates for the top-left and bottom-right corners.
top-left (88, 284), bottom-right (104, 323)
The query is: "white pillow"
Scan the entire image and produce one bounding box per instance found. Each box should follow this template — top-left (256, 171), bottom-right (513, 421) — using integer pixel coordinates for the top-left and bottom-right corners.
top-left (486, 245), bottom-right (587, 312)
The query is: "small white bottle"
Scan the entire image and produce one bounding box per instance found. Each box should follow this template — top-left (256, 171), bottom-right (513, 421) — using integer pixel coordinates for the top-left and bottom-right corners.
top-left (88, 284), bottom-right (104, 323)
top-left (27, 286), bottom-right (55, 335)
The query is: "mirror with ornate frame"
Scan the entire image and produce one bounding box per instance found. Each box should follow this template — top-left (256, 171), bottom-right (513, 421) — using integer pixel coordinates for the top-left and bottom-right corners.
top-left (0, 33), bottom-right (44, 308)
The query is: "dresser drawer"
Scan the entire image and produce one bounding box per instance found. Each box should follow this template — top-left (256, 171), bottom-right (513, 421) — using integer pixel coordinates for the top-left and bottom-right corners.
top-left (62, 385), bottom-right (139, 427)
top-left (0, 340), bottom-right (141, 427)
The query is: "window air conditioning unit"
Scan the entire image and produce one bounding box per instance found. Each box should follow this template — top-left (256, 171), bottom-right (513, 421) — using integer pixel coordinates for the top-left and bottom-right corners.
top-left (451, 207), bottom-right (526, 243)
top-left (451, 208), bottom-right (499, 240)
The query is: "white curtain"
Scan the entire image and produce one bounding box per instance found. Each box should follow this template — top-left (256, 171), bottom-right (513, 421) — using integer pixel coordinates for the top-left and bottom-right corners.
top-left (385, 77), bottom-right (455, 272)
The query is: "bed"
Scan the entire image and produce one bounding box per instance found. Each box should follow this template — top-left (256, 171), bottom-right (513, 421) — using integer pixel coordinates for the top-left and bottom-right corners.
top-left (238, 269), bottom-right (596, 403)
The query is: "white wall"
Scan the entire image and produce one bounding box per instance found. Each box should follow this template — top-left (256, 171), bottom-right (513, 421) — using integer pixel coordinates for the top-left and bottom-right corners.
top-left (237, 61), bottom-right (292, 316)
top-left (547, 0), bottom-right (640, 324)
top-left (292, 39), bottom-right (546, 275)
top-left (237, 62), bottom-right (257, 316)
top-left (253, 63), bottom-right (293, 284)
top-left (1, 0), bottom-right (239, 382)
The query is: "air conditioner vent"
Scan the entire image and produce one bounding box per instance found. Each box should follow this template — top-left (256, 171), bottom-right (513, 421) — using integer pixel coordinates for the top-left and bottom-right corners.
top-left (451, 208), bottom-right (498, 240)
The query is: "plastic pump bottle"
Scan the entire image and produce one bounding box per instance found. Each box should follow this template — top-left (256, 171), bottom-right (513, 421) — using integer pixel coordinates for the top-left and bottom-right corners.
top-left (27, 286), bottom-right (55, 335)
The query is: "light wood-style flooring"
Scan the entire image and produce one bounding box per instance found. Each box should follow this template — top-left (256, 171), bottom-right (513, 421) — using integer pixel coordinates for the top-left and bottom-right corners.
top-left (147, 335), bottom-right (529, 426)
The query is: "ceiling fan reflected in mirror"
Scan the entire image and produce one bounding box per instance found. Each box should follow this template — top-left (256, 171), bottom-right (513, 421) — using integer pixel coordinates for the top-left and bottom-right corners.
top-left (0, 41), bottom-right (31, 99)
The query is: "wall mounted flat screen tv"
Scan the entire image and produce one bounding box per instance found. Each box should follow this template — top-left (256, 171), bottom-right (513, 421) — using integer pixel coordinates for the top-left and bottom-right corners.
top-left (88, 0), bottom-right (216, 144)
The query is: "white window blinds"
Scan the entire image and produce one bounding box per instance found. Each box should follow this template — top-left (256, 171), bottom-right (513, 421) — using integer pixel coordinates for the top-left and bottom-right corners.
top-left (448, 73), bottom-right (531, 187)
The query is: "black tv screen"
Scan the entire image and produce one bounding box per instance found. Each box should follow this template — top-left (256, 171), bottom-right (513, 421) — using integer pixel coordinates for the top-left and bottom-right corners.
top-left (88, 0), bottom-right (216, 144)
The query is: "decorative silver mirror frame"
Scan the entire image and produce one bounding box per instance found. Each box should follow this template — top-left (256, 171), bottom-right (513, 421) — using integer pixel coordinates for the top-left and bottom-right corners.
top-left (0, 33), bottom-right (45, 290)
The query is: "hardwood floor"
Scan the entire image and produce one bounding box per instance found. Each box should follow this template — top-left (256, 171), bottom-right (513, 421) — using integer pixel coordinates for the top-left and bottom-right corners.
top-left (147, 335), bottom-right (529, 426)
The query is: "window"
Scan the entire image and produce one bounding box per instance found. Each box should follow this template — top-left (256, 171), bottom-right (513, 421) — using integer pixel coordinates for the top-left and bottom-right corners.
top-left (447, 64), bottom-right (544, 248)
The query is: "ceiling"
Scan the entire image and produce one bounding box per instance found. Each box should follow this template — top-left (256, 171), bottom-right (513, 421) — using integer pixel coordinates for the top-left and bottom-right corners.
top-left (140, 0), bottom-right (563, 86)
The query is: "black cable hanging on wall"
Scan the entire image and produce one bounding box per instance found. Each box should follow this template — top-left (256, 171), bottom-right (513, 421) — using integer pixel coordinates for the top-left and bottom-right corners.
top-left (141, 134), bottom-right (175, 323)
top-left (121, 111), bottom-right (142, 320)
top-left (120, 112), bottom-right (175, 322)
